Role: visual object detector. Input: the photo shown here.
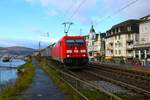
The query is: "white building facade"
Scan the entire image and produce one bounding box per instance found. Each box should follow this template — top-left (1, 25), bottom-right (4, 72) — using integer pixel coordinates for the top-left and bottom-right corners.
top-left (105, 20), bottom-right (139, 62)
top-left (86, 25), bottom-right (105, 61)
top-left (134, 15), bottom-right (150, 66)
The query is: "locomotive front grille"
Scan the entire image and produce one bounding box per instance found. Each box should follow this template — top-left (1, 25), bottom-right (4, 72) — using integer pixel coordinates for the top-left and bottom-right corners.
top-left (64, 58), bottom-right (88, 66)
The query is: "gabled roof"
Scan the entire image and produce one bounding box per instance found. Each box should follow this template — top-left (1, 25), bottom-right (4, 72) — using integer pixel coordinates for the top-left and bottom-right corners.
top-left (140, 15), bottom-right (150, 23)
top-left (111, 20), bottom-right (140, 29)
top-left (140, 15), bottom-right (150, 20)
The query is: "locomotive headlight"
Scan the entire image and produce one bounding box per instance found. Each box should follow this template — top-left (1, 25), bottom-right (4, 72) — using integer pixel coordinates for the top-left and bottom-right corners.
top-left (80, 50), bottom-right (86, 53)
top-left (74, 50), bottom-right (78, 53)
top-left (67, 55), bottom-right (70, 57)
top-left (67, 50), bottom-right (72, 53)
top-left (82, 54), bottom-right (86, 57)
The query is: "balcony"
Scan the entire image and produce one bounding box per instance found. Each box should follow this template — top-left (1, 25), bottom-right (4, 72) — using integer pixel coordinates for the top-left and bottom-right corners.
top-left (107, 46), bottom-right (113, 50)
top-left (109, 42), bottom-right (113, 45)
top-left (126, 38), bottom-right (133, 43)
top-left (127, 54), bottom-right (133, 58)
top-left (126, 45), bottom-right (133, 50)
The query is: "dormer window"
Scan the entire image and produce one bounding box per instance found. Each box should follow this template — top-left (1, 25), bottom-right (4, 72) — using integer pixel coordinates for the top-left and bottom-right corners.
top-left (127, 26), bottom-right (131, 31)
top-left (118, 28), bottom-right (121, 32)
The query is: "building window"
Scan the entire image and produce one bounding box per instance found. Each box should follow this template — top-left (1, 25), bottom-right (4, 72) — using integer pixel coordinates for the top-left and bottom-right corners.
top-left (127, 26), bottom-right (131, 31)
top-left (110, 50), bottom-right (113, 54)
top-left (115, 50), bottom-right (117, 54)
top-left (119, 50), bottom-right (121, 55)
top-left (118, 42), bottom-right (122, 47)
top-left (147, 49), bottom-right (150, 59)
top-left (115, 43), bottom-right (117, 47)
top-left (118, 28), bottom-right (121, 32)
top-left (118, 35), bottom-right (121, 39)
top-left (141, 50), bottom-right (145, 59)
top-left (135, 50), bottom-right (139, 58)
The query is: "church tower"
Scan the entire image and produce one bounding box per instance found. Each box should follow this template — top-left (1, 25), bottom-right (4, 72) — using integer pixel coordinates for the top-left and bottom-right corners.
top-left (88, 25), bottom-right (96, 60)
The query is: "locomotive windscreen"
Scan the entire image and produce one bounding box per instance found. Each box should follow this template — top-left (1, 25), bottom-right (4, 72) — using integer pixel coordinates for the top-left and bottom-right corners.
top-left (66, 39), bottom-right (85, 46)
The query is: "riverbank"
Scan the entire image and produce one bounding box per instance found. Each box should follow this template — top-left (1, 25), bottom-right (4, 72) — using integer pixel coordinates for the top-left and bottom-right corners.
top-left (0, 61), bottom-right (35, 100)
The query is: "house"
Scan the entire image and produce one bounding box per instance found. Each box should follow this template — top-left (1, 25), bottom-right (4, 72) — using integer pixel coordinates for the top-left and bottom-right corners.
top-left (134, 15), bottom-right (150, 66)
top-left (105, 20), bottom-right (139, 62)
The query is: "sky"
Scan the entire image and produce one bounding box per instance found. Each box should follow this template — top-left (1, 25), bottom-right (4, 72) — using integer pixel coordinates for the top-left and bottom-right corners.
top-left (0, 0), bottom-right (150, 49)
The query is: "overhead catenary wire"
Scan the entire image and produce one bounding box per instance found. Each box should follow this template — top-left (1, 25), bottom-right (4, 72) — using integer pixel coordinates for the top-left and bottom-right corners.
top-left (62, 0), bottom-right (87, 35)
top-left (63, 0), bottom-right (77, 21)
top-left (68, 0), bottom-right (87, 20)
top-left (94, 0), bottom-right (140, 25)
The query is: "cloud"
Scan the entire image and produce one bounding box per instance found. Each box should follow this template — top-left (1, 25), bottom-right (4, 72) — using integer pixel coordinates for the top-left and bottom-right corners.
top-left (73, 13), bottom-right (91, 24)
top-left (95, 0), bottom-right (150, 23)
top-left (120, 0), bottom-right (150, 19)
top-left (47, 9), bottom-right (58, 16)
top-left (39, 35), bottom-right (58, 43)
top-left (25, 0), bottom-right (97, 23)
top-left (25, 0), bottom-right (150, 25)
top-left (25, 0), bottom-right (94, 10)
top-left (0, 39), bottom-right (39, 49)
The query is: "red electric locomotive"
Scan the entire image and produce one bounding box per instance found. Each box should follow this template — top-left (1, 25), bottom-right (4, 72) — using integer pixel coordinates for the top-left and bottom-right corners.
top-left (51, 36), bottom-right (88, 68)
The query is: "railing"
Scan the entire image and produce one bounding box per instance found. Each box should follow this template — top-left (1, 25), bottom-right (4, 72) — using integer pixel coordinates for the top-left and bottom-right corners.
top-left (126, 38), bottom-right (133, 43)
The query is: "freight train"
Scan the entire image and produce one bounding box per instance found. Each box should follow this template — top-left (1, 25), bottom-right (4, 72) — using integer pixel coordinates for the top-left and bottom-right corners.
top-left (40, 36), bottom-right (89, 68)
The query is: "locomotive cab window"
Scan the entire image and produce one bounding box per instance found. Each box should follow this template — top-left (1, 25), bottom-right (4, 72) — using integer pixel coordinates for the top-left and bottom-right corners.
top-left (66, 39), bottom-right (75, 46)
top-left (75, 39), bottom-right (85, 46)
top-left (66, 39), bottom-right (85, 46)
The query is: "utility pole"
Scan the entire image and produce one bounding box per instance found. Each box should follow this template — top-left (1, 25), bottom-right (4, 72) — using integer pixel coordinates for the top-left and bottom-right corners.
top-left (39, 41), bottom-right (41, 50)
top-left (80, 28), bottom-right (82, 36)
top-left (38, 41), bottom-right (41, 56)
top-left (62, 22), bottom-right (73, 36)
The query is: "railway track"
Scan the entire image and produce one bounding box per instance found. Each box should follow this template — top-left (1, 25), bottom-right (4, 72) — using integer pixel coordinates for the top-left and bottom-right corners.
top-left (86, 64), bottom-right (150, 97)
top-left (45, 59), bottom-right (150, 99)
top-left (88, 64), bottom-right (150, 91)
top-left (44, 59), bottom-right (122, 100)
top-left (89, 63), bottom-right (150, 80)
top-left (67, 68), bottom-right (150, 99)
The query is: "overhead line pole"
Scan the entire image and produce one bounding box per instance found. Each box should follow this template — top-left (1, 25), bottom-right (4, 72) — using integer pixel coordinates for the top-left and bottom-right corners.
top-left (62, 22), bottom-right (73, 36)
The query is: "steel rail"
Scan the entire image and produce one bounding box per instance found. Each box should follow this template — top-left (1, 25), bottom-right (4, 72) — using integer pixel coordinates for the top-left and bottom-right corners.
top-left (89, 65), bottom-right (150, 82)
top-left (47, 60), bottom-right (122, 100)
top-left (83, 69), bottom-right (150, 98)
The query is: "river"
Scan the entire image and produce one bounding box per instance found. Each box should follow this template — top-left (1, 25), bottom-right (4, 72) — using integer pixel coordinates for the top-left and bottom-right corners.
top-left (0, 59), bottom-right (26, 85)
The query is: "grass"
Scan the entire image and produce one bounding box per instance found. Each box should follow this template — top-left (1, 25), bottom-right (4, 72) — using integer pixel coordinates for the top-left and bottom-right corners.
top-left (0, 62), bottom-right (35, 100)
top-left (82, 89), bottom-right (141, 100)
top-left (81, 89), bottom-right (109, 100)
top-left (38, 59), bottom-right (86, 100)
top-left (116, 93), bottom-right (141, 100)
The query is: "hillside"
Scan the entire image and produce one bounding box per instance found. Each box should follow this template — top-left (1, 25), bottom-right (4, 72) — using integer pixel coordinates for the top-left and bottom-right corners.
top-left (0, 46), bottom-right (36, 56)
